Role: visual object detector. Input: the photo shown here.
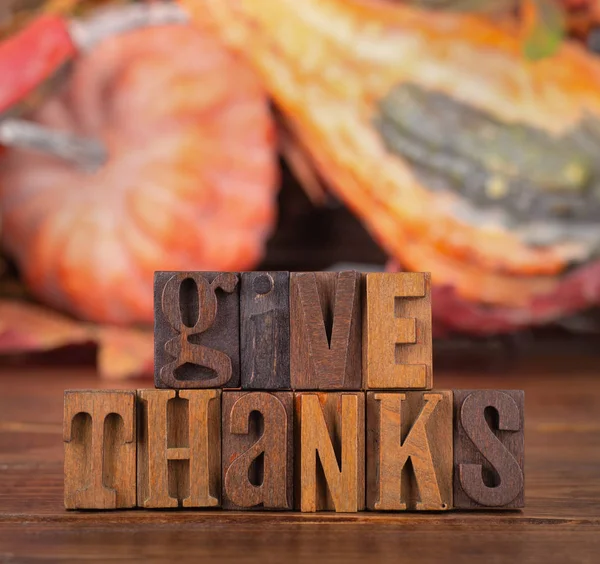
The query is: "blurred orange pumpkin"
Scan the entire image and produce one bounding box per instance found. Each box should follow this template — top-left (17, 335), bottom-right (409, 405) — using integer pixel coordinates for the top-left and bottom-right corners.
top-left (0, 18), bottom-right (278, 324)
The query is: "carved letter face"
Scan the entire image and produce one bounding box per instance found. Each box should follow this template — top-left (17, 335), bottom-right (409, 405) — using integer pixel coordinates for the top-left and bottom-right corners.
top-left (295, 392), bottom-right (365, 512)
top-left (290, 272), bottom-right (362, 390)
top-left (64, 391), bottom-right (136, 509)
top-left (137, 389), bottom-right (221, 508)
top-left (222, 392), bottom-right (293, 510)
top-left (366, 391), bottom-right (452, 511)
top-left (454, 390), bottom-right (525, 509)
top-left (241, 272), bottom-right (290, 390)
top-left (363, 273), bottom-right (432, 389)
top-left (154, 271), bottom-right (240, 389)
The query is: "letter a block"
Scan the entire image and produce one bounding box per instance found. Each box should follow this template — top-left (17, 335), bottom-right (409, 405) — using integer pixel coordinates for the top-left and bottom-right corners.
top-left (295, 392), bottom-right (365, 512)
top-left (366, 391), bottom-right (452, 510)
top-left (454, 390), bottom-right (524, 509)
top-left (154, 271), bottom-right (240, 389)
top-left (222, 391), bottom-right (293, 510)
top-left (64, 390), bottom-right (136, 509)
top-left (137, 389), bottom-right (221, 508)
top-left (290, 272), bottom-right (362, 390)
top-left (363, 272), bottom-right (432, 389)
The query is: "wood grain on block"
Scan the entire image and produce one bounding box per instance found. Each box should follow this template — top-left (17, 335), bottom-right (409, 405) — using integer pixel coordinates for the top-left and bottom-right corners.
top-left (222, 391), bottom-right (293, 510)
top-left (240, 272), bottom-right (290, 390)
top-left (363, 272), bottom-right (432, 389)
top-left (454, 390), bottom-right (525, 509)
top-left (154, 271), bottom-right (240, 389)
top-left (137, 389), bottom-right (221, 508)
top-left (64, 390), bottom-right (136, 509)
top-left (290, 271), bottom-right (361, 390)
top-left (366, 391), bottom-right (452, 511)
top-left (295, 392), bottom-right (365, 512)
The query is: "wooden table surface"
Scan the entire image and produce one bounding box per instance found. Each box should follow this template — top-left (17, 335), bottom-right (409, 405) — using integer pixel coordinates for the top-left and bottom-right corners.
top-left (1, 357), bottom-right (599, 563)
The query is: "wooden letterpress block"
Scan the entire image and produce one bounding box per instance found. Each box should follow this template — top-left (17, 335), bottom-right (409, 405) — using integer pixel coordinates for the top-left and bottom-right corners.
top-left (454, 390), bottom-right (524, 509)
top-left (295, 392), bottom-right (365, 512)
top-left (366, 391), bottom-right (452, 511)
top-left (363, 272), bottom-right (432, 389)
top-left (240, 272), bottom-right (290, 390)
top-left (137, 389), bottom-right (221, 508)
top-left (290, 271), bottom-right (361, 390)
top-left (222, 391), bottom-right (293, 510)
top-left (64, 390), bottom-right (136, 509)
top-left (154, 271), bottom-right (240, 389)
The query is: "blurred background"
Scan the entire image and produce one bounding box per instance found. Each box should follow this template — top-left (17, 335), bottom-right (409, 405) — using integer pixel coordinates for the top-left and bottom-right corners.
top-left (1, 0), bottom-right (600, 381)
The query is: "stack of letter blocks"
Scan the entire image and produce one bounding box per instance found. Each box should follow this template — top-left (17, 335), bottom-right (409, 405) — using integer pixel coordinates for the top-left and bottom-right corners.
top-left (64, 271), bottom-right (525, 512)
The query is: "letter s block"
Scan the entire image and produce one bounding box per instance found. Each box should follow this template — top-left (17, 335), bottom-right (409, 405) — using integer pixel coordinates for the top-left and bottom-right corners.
top-left (454, 390), bottom-right (525, 509)
top-left (64, 390), bottom-right (136, 509)
top-left (154, 271), bottom-right (240, 388)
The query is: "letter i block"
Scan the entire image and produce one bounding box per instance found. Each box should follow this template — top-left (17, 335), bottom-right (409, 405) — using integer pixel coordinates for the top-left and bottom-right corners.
top-left (366, 391), bottom-right (452, 511)
top-left (295, 392), bottom-right (365, 512)
top-left (64, 390), bottom-right (136, 509)
top-left (363, 273), bottom-right (432, 389)
top-left (240, 272), bottom-right (290, 390)
top-left (154, 271), bottom-right (240, 389)
top-left (454, 390), bottom-right (524, 509)
top-left (137, 389), bottom-right (221, 508)
top-left (222, 391), bottom-right (293, 510)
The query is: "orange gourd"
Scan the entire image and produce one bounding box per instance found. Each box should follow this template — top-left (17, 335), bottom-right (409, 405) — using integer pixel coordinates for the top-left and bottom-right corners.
top-left (0, 20), bottom-right (277, 324)
top-left (183, 0), bottom-right (600, 330)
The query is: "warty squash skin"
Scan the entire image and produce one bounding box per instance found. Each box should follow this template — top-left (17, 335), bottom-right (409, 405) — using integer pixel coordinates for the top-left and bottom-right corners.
top-left (0, 21), bottom-right (278, 324)
top-left (183, 0), bottom-right (600, 330)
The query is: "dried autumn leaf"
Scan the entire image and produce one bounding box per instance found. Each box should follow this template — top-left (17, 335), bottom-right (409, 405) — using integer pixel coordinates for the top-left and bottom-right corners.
top-left (0, 299), bottom-right (152, 380)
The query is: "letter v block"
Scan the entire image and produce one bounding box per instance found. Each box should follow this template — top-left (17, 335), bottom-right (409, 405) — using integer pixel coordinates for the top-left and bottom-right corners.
top-left (64, 390), bottom-right (136, 509)
top-left (154, 271), bottom-right (240, 389)
top-left (290, 271), bottom-right (361, 389)
top-left (137, 389), bottom-right (221, 508)
top-left (366, 391), bottom-right (452, 510)
top-left (295, 392), bottom-right (365, 512)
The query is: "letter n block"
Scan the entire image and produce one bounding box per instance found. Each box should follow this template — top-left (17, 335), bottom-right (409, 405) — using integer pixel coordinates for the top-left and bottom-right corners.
top-left (454, 390), bottom-right (524, 509)
top-left (137, 389), bottom-right (221, 508)
top-left (366, 391), bottom-right (452, 511)
top-left (222, 391), bottom-right (293, 510)
top-left (290, 271), bottom-right (361, 390)
top-left (363, 272), bottom-right (432, 389)
top-left (64, 390), bottom-right (136, 509)
top-left (154, 271), bottom-right (240, 389)
top-left (295, 392), bottom-right (365, 512)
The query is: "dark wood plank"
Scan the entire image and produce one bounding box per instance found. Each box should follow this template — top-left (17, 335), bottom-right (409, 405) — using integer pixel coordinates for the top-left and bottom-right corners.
top-left (363, 272), bottom-right (432, 389)
top-left (154, 271), bottom-right (240, 389)
top-left (454, 389), bottom-right (525, 509)
top-left (290, 271), bottom-right (362, 390)
top-left (1, 361), bottom-right (600, 563)
top-left (240, 272), bottom-right (290, 390)
top-left (222, 391), bottom-right (293, 510)
top-left (137, 389), bottom-right (221, 508)
top-left (294, 392), bottom-right (365, 512)
top-left (63, 390), bottom-right (136, 509)
top-left (366, 391), bottom-right (452, 511)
